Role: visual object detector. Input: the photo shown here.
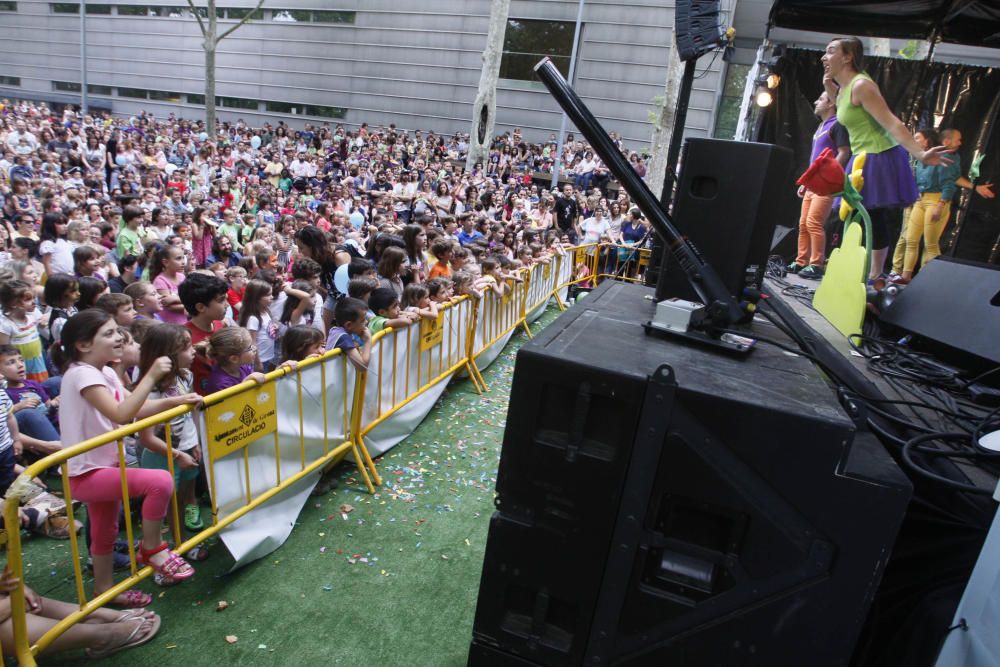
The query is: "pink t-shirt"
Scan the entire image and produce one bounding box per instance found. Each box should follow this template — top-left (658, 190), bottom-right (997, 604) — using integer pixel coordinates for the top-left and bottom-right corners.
top-left (153, 272), bottom-right (187, 325)
top-left (60, 363), bottom-right (127, 477)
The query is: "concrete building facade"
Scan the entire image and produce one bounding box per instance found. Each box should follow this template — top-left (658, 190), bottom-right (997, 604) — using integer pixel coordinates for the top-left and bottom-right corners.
top-left (0, 0), bottom-right (736, 148)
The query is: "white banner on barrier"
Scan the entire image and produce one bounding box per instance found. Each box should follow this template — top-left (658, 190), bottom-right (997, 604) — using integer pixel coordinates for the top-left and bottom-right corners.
top-left (360, 298), bottom-right (472, 433)
top-left (199, 354), bottom-right (355, 570)
top-left (471, 279), bottom-right (524, 371)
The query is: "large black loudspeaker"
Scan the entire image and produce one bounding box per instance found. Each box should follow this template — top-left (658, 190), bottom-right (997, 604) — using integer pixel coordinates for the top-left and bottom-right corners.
top-left (470, 281), bottom-right (911, 666)
top-left (657, 139), bottom-right (796, 303)
top-left (675, 0), bottom-right (726, 61)
top-left (880, 256), bottom-right (1000, 368)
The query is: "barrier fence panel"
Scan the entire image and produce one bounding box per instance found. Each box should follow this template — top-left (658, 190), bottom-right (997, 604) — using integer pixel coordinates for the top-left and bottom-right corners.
top-left (199, 349), bottom-right (367, 567)
top-left (470, 274), bottom-right (528, 368)
top-left (358, 296), bottom-right (477, 456)
top-left (554, 248), bottom-right (575, 305)
top-left (593, 243), bottom-right (652, 285)
top-left (1, 350), bottom-right (373, 664)
top-left (524, 259), bottom-right (559, 323)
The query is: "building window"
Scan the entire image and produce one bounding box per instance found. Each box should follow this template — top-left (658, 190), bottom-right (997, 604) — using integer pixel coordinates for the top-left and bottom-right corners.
top-left (713, 63), bottom-right (750, 140)
top-left (0, 2), bottom-right (17, 11)
top-left (272, 9), bottom-right (310, 22)
top-left (118, 5), bottom-right (152, 16)
top-left (271, 8), bottom-right (352, 23)
top-left (149, 90), bottom-right (183, 103)
top-left (312, 10), bottom-right (353, 23)
top-left (151, 6), bottom-right (196, 17)
top-left (51, 3), bottom-right (79, 13)
top-left (304, 105), bottom-right (347, 119)
top-left (187, 93), bottom-right (205, 105)
top-left (222, 7), bottom-right (263, 20)
top-left (265, 101), bottom-right (300, 114)
top-left (218, 96), bottom-right (258, 110)
top-left (87, 84), bottom-right (113, 95)
top-left (118, 87), bottom-right (149, 99)
top-left (86, 4), bottom-right (112, 13)
top-left (53, 80), bottom-right (82, 92)
top-left (500, 19), bottom-right (575, 82)
top-left (0, 76), bottom-right (21, 86)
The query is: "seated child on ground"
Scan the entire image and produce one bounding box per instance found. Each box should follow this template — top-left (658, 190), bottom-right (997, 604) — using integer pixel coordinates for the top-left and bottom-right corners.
top-left (0, 345), bottom-right (60, 450)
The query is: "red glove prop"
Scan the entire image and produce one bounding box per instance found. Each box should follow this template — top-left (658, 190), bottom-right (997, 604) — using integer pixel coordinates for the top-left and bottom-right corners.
top-left (797, 148), bottom-right (845, 196)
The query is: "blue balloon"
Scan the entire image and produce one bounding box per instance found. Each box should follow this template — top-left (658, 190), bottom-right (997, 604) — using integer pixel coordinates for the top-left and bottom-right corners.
top-left (250, 135), bottom-right (261, 149)
top-left (334, 263), bottom-right (350, 295)
top-left (349, 210), bottom-right (365, 230)
top-left (199, 132), bottom-right (208, 142)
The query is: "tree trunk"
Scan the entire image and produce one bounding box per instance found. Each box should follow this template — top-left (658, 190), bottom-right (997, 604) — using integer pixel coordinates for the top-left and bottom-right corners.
top-left (467, 0), bottom-right (510, 172)
top-left (645, 32), bottom-right (684, 202)
top-left (205, 43), bottom-right (216, 140)
top-left (205, 0), bottom-right (218, 140)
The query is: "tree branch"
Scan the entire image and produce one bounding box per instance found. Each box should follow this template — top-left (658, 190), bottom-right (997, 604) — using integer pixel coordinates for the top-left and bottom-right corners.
top-left (185, 0), bottom-right (207, 36)
top-left (217, 0), bottom-right (266, 41)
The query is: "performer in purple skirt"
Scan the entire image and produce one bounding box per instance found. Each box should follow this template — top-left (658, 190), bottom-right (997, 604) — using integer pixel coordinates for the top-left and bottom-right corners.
top-left (822, 37), bottom-right (953, 280)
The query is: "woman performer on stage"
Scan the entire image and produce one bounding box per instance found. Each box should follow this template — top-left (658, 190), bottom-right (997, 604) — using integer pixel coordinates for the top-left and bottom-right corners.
top-left (822, 37), bottom-right (952, 280)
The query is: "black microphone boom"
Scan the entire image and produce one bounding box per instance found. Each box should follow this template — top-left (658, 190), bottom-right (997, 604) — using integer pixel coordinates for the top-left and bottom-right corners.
top-left (533, 57), bottom-right (744, 329)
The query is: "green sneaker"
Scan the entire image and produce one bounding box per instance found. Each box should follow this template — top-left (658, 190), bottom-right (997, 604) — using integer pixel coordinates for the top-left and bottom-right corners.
top-left (799, 264), bottom-right (824, 279)
top-left (184, 504), bottom-right (204, 531)
top-left (787, 261), bottom-right (804, 274)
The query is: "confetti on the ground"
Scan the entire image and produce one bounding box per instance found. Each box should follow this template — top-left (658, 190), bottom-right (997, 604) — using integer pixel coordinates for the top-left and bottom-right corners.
top-left (225, 636), bottom-right (238, 644)
top-left (216, 600), bottom-right (229, 612)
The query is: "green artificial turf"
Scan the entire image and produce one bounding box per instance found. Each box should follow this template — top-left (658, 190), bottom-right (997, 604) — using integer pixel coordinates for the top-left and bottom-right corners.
top-left (15, 305), bottom-right (563, 666)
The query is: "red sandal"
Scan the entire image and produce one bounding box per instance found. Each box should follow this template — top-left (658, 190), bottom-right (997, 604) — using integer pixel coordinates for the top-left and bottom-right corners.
top-left (137, 542), bottom-right (195, 581)
top-left (108, 590), bottom-right (152, 609)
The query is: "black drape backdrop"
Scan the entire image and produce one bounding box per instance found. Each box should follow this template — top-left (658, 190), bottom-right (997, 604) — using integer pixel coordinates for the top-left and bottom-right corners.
top-left (756, 48), bottom-right (1000, 264)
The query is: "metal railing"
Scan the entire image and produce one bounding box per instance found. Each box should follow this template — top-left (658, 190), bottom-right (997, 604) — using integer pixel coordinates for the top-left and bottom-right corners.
top-left (1, 241), bottom-right (648, 664)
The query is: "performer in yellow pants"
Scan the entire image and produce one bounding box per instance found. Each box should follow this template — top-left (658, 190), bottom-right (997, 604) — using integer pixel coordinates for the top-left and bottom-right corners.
top-left (899, 128), bottom-right (962, 282)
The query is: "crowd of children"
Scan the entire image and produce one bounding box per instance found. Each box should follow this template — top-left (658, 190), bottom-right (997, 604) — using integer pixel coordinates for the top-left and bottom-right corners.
top-left (0, 100), bottom-right (656, 658)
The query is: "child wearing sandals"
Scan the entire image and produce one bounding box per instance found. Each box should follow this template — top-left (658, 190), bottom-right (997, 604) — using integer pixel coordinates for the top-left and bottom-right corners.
top-left (54, 310), bottom-right (201, 608)
top-left (136, 324), bottom-right (210, 571)
top-left (0, 563), bottom-right (161, 659)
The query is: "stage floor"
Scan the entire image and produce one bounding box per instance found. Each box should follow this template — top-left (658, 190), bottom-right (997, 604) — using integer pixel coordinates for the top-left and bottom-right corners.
top-left (764, 273), bottom-right (997, 491)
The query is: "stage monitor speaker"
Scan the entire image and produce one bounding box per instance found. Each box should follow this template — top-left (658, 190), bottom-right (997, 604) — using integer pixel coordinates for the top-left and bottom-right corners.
top-left (675, 0), bottom-right (726, 61)
top-left (880, 256), bottom-right (1000, 369)
top-left (470, 281), bottom-right (912, 666)
top-left (656, 139), bottom-right (796, 303)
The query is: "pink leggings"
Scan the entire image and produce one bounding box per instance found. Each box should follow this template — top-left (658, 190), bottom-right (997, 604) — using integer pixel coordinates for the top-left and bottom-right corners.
top-left (69, 468), bottom-right (174, 556)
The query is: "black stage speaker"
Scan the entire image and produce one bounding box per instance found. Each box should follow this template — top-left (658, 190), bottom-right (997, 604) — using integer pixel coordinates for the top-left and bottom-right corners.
top-left (470, 281), bottom-right (911, 666)
top-left (657, 139), bottom-right (796, 303)
top-left (675, 0), bottom-right (726, 61)
top-left (880, 256), bottom-right (1000, 368)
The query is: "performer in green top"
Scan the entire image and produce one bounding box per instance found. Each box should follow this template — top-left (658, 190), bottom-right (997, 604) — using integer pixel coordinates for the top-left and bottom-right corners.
top-left (822, 37), bottom-right (952, 280)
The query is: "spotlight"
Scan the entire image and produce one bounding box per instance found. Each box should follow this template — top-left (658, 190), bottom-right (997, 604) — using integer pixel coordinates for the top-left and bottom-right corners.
top-left (766, 73), bottom-right (781, 89)
top-left (755, 88), bottom-right (773, 107)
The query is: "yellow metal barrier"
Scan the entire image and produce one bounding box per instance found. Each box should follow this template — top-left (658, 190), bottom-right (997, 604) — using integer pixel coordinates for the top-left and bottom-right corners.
top-left (593, 243), bottom-right (651, 284)
top-left (1, 243), bottom-right (635, 663)
top-left (1, 348), bottom-right (375, 665)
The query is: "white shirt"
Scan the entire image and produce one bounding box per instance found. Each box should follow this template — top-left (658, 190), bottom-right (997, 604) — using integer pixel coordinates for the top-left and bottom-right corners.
top-left (6, 130), bottom-right (38, 155)
top-left (581, 216), bottom-right (610, 245)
